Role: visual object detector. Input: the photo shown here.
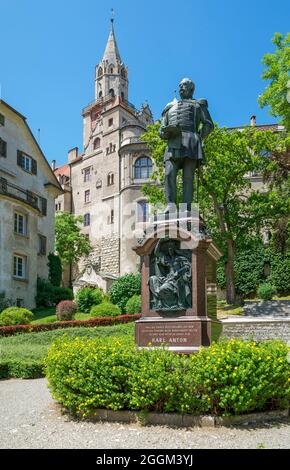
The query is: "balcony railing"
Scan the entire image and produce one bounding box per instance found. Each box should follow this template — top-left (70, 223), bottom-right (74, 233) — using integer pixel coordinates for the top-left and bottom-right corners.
top-left (0, 177), bottom-right (40, 211)
top-left (82, 94), bottom-right (136, 114)
top-left (120, 136), bottom-right (145, 148)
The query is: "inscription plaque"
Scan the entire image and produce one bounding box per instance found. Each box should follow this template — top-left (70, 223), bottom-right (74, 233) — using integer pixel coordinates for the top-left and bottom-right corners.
top-left (136, 318), bottom-right (205, 350)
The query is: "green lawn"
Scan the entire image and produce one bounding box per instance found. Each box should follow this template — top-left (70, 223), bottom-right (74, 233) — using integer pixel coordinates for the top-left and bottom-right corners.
top-left (0, 322), bottom-right (135, 379)
top-left (31, 307), bottom-right (94, 324)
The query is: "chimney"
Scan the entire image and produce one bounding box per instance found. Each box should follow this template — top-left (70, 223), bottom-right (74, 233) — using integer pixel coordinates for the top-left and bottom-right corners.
top-left (250, 115), bottom-right (256, 127)
top-left (68, 147), bottom-right (78, 163)
top-left (51, 160), bottom-right (56, 171)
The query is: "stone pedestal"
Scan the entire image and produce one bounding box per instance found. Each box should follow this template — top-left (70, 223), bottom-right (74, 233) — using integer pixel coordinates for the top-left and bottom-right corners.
top-left (133, 215), bottom-right (222, 353)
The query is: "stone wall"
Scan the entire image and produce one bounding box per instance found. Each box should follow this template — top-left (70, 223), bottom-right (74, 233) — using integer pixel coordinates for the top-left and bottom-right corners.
top-left (221, 318), bottom-right (290, 342)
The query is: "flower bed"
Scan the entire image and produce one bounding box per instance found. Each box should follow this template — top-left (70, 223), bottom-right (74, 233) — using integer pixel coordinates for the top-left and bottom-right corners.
top-left (0, 314), bottom-right (141, 337)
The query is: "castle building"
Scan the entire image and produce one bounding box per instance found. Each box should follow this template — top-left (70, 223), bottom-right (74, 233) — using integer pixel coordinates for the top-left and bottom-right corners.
top-left (54, 21), bottom-right (154, 282)
top-left (0, 99), bottom-right (62, 308)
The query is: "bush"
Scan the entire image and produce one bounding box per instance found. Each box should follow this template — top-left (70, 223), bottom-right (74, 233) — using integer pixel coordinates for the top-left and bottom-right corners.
top-left (267, 250), bottom-right (290, 294)
top-left (126, 295), bottom-right (141, 314)
top-left (56, 301), bottom-right (77, 321)
top-left (52, 286), bottom-right (73, 304)
top-left (76, 287), bottom-right (103, 313)
top-left (48, 253), bottom-right (62, 287)
top-left (109, 273), bottom-right (141, 313)
top-left (0, 307), bottom-right (34, 326)
top-left (36, 278), bottom-right (73, 307)
top-left (0, 314), bottom-right (141, 337)
top-left (0, 291), bottom-right (12, 314)
top-left (90, 302), bottom-right (121, 318)
top-left (46, 337), bottom-right (290, 417)
top-left (257, 283), bottom-right (277, 300)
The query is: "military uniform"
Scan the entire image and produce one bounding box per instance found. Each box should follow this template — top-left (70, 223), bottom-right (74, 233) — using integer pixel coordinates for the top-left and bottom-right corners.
top-left (159, 97), bottom-right (214, 208)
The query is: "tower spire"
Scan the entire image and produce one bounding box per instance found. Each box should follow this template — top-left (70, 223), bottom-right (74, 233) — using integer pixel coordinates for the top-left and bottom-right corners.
top-left (102, 9), bottom-right (121, 64)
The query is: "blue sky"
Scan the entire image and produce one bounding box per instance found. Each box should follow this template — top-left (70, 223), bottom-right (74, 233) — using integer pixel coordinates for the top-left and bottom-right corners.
top-left (1, 0), bottom-right (289, 166)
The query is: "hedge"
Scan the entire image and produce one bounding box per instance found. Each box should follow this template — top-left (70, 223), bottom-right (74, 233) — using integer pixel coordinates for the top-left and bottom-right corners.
top-left (46, 337), bottom-right (290, 417)
top-left (0, 314), bottom-right (141, 337)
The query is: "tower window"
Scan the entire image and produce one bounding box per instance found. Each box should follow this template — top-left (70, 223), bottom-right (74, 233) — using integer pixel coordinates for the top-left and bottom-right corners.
top-left (137, 200), bottom-right (149, 223)
top-left (93, 137), bottom-right (101, 150)
top-left (98, 67), bottom-right (103, 77)
top-left (84, 213), bottom-right (90, 226)
top-left (83, 167), bottom-right (91, 182)
top-left (107, 173), bottom-right (114, 186)
top-left (108, 118), bottom-right (113, 127)
top-left (109, 88), bottom-right (115, 97)
top-left (106, 143), bottom-right (116, 155)
top-left (110, 66), bottom-right (114, 73)
top-left (99, 91), bottom-right (103, 98)
top-left (14, 212), bottom-right (27, 235)
top-left (121, 92), bottom-right (125, 101)
top-left (134, 156), bottom-right (153, 180)
top-left (84, 190), bottom-right (90, 203)
top-left (13, 254), bottom-right (27, 279)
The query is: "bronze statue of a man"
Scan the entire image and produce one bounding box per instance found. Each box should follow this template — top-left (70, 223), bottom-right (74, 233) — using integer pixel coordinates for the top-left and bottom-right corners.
top-left (159, 78), bottom-right (214, 212)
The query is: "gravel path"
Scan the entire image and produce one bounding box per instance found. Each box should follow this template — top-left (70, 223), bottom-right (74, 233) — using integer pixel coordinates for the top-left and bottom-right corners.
top-left (0, 378), bottom-right (289, 449)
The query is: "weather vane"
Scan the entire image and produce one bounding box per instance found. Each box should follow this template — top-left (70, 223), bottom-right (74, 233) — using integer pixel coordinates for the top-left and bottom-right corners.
top-left (111, 8), bottom-right (115, 25)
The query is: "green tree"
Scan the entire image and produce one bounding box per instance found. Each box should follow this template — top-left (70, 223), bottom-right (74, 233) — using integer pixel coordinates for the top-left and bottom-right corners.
top-left (258, 32), bottom-right (290, 131)
top-left (55, 212), bottom-right (92, 285)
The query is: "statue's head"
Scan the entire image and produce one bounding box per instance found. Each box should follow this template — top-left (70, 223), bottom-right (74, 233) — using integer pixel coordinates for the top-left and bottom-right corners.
top-left (179, 78), bottom-right (195, 99)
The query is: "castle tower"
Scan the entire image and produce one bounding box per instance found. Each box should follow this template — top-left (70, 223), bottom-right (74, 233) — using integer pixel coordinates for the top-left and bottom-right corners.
top-left (56, 20), bottom-right (154, 285)
top-left (95, 19), bottom-right (128, 102)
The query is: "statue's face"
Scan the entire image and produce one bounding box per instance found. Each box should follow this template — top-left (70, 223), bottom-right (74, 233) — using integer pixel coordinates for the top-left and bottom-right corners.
top-left (179, 79), bottom-right (195, 99)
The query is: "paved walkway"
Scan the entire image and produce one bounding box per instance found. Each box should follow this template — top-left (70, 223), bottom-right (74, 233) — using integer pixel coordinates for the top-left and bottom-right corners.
top-left (0, 379), bottom-right (289, 449)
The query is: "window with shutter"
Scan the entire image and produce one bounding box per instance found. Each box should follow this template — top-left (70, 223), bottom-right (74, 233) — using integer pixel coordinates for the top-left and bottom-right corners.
top-left (0, 138), bottom-right (7, 157)
top-left (38, 235), bottom-right (47, 255)
top-left (41, 197), bottom-right (47, 216)
top-left (31, 158), bottom-right (37, 175)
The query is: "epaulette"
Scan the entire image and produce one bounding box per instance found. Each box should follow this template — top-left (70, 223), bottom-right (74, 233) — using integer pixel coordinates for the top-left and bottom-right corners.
top-left (197, 98), bottom-right (208, 107)
top-left (161, 100), bottom-right (176, 115)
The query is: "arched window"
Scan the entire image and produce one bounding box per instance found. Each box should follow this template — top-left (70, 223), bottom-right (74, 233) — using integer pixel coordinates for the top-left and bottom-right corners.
top-left (134, 156), bottom-right (152, 180)
top-left (98, 67), bottom-right (103, 77)
top-left (107, 172), bottom-right (114, 186)
top-left (137, 200), bottom-right (149, 223)
top-left (109, 88), bottom-right (115, 97)
top-left (93, 137), bottom-right (101, 150)
top-left (99, 90), bottom-right (103, 98)
top-left (109, 65), bottom-right (114, 73)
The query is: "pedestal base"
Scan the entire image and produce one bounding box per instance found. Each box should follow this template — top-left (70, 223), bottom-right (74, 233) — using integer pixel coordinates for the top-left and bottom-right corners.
top-left (135, 316), bottom-right (222, 354)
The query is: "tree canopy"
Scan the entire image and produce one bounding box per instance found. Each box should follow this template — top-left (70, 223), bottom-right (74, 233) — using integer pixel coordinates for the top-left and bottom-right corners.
top-left (258, 32), bottom-right (290, 131)
top-left (55, 212), bottom-right (92, 266)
